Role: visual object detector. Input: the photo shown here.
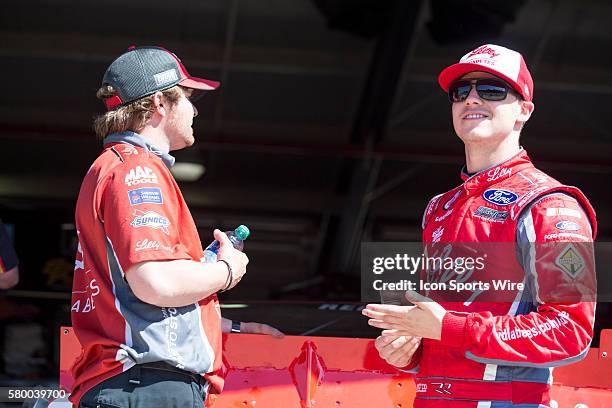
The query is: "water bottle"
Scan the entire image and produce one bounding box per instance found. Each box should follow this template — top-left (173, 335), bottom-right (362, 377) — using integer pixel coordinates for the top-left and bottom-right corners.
top-left (203, 225), bottom-right (250, 263)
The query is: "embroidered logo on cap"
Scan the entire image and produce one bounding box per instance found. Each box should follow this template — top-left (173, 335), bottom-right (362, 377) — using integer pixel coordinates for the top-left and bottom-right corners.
top-left (467, 45), bottom-right (500, 59)
top-left (154, 69), bottom-right (179, 86)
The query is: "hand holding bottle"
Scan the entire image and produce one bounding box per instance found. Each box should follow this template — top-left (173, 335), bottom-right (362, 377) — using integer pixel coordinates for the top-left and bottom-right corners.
top-left (212, 228), bottom-right (249, 291)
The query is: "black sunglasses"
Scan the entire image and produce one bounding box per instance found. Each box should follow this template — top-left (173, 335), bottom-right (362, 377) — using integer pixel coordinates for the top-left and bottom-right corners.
top-left (448, 78), bottom-right (517, 103)
top-left (179, 86), bottom-right (207, 103)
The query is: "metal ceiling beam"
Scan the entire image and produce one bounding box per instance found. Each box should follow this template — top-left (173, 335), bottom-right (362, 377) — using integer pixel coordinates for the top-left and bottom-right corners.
top-left (212, 0), bottom-right (239, 134)
top-left (365, 164), bottom-right (426, 203)
top-left (528, 0), bottom-right (561, 76)
top-left (349, 1), bottom-right (426, 145)
top-left (388, 0), bottom-right (430, 126)
top-left (324, 0), bottom-right (426, 279)
top-left (204, 0), bottom-right (240, 183)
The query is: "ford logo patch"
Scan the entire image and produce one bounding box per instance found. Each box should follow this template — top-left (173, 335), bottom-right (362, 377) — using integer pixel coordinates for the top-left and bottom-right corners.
top-left (556, 221), bottom-right (580, 231)
top-left (482, 189), bottom-right (519, 206)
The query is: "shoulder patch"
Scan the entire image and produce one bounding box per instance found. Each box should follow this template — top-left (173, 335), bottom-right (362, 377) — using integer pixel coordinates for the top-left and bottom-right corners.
top-left (110, 144), bottom-right (141, 163)
top-left (546, 207), bottom-right (582, 219)
top-left (524, 193), bottom-right (593, 242)
top-left (110, 146), bottom-right (124, 162)
top-left (555, 244), bottom-right (585, 279)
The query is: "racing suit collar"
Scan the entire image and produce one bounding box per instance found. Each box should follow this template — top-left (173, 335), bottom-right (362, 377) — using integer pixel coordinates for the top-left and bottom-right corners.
top-left (103, 131), bottom-right (176, 168)
top-left (460, 148), bottom-right (531, 191)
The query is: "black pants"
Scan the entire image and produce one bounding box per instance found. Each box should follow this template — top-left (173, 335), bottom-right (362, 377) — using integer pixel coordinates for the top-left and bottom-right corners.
top-left (79, 363), bottom-right (208, 408)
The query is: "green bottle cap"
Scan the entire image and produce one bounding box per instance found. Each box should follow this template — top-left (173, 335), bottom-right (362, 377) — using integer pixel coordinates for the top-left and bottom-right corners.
top-left (235, 225), bottom-right (250, 240)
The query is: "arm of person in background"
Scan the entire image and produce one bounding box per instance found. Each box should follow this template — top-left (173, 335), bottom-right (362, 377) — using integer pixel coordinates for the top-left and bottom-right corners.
top-left (126, 229), bottom-right (249, 307)
top-left (0, 222), bottom-right (19, 289)
top-left (220, 317), bottom-right (285, 338)
top-left (364, 194), bottom-right (596, 368)
top-left (0, 266), bottom-right (19, 289)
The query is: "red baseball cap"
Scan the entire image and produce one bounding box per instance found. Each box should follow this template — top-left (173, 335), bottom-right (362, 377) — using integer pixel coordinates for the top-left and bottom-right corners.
top-left (438, 44), bottom-right (533, 101)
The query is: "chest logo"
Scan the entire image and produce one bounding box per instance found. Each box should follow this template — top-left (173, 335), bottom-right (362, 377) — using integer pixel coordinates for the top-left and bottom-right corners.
top-left (486, 166), bottom-right (512, 182)
top-left (482, 189), bottom-right (518, 206)
top-left (432, 226), bottom-right (444, 243)
top-left (435, 209), bottom-right (454, 222)
top-left (125, 166), bottom-right (158, 186)
top-left (473, 206), bottom-right (508, 222)
top-left (443, 190), bottom-right (462, 210)
top-left (128, 187), bottom-right (164, 206)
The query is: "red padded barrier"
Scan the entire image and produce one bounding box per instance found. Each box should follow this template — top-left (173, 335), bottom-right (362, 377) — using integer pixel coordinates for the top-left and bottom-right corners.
top-left (60, 327), bottom-right (611, 407)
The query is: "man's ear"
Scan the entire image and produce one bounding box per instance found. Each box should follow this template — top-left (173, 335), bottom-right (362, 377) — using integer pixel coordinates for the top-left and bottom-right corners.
top-left (518, 100), bottom-right (534, 124)
top-left (151, 91), bottom-right (166, 116)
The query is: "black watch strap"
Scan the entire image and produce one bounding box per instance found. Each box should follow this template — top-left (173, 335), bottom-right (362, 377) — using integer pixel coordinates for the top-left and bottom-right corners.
top-left (231, 321), bottom-right (241, 333)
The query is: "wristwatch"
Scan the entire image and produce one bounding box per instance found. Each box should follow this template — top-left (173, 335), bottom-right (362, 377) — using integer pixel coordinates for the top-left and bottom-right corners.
top-left (231, 321), bottom-right (241, 333)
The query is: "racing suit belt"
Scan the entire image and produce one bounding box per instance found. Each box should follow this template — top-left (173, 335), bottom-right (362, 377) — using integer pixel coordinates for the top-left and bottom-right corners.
top-left (415, 378), bottom-right (550, 404)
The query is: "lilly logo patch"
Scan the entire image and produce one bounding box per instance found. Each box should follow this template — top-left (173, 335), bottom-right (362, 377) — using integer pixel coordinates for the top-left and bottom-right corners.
top-left (556, 221), bottom-right (580, 231)
top-left (483, 189), bottom-right (519, 206)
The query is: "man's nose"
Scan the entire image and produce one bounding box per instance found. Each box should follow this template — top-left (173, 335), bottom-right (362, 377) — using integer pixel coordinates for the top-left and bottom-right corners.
top-left (191, 102), bottom-right (199, 117)
top-left (465, 85), bottom-right (482, 105)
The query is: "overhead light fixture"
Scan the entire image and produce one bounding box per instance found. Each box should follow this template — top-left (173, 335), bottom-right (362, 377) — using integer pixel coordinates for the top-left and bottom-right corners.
top-left (171, 162), bottom-right (206, 181)
top-left (170, 147), bottom-right (206, 181)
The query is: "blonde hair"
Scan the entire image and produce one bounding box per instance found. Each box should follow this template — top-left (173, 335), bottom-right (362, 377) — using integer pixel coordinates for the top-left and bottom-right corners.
top-left (93, 85), bottom-right (183, 139)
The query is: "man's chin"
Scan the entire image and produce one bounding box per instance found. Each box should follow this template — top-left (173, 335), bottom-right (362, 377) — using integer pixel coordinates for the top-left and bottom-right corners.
top-left (457, 128), bottom-right (495, 143)
top-left (182, 135), bottom-right (196, 148)
top-left (169, 138), bottom-right (195, 152)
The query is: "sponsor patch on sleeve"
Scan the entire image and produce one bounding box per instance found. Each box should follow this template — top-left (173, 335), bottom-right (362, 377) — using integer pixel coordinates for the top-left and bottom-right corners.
top-left (130, 210), bottom-right (170, 235)
top-left (135, 238), bottom-right (172, 252)
top-left (546, 207), bottom-right (582, 219)
top-left (555, 220), bottom-right (580, 231)
top-left (128, 187), bottom-right (164, 206)
top-left (555, 244), bottom-right (585, 278)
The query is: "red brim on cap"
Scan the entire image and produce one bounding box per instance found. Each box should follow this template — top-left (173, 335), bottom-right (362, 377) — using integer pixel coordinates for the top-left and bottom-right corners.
top-left (438, 63), bottom-right (525, 99)
top-left (180, 76), bottom-right (220, 91)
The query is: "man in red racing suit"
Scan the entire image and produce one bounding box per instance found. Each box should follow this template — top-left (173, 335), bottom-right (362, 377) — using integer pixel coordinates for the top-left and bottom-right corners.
top-left (363, 44), bottom-right (596, 407)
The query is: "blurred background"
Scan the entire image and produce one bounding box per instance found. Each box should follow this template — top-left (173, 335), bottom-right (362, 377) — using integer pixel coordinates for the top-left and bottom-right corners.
top-left (0, 0), bottom-right (611, 384)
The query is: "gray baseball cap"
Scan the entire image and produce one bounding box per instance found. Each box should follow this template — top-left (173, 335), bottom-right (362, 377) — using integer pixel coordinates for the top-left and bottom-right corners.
top-left (102, 45), bottom-right (220, 110)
